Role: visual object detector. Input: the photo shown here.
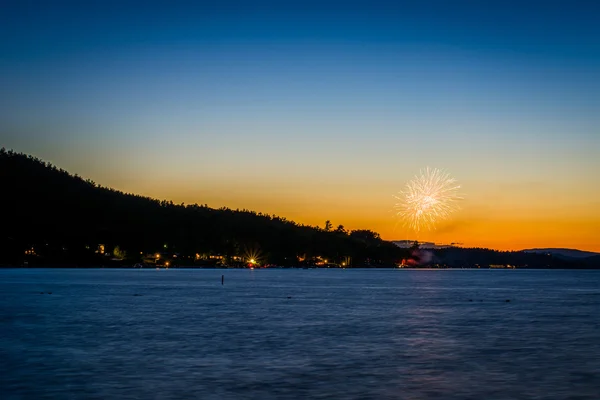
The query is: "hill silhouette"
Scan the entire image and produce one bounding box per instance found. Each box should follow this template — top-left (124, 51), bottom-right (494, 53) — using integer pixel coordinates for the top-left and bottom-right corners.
top-left (0, 148), bottom-right (404, 267)
top-left (522, 248), bottom-right (600, 259)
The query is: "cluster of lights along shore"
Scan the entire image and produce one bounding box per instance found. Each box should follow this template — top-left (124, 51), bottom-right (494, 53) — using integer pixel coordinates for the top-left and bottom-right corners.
top-left (19, 242), bottom-right (361, 268)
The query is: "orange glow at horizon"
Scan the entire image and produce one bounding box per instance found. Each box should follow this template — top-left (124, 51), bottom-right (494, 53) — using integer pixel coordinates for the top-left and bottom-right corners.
top-left (94, 174), bottom-right (600, 253)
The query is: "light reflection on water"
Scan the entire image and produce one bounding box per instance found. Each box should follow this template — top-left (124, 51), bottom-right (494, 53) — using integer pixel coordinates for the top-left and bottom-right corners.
top-left (1, 268), bottom-right (600, 399)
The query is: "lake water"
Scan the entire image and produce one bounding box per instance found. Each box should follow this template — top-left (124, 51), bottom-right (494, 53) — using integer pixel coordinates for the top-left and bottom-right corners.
top-left (1, 268), bottom-right (600, 399)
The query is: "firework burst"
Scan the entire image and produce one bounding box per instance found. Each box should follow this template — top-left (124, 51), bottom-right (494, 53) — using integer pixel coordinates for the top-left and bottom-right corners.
top-left (394, 167), bottom-right (462, 232)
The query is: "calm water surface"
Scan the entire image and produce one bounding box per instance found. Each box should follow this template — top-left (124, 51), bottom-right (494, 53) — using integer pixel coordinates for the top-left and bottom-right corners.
top-left (1, 268), bottom-right (600, 399)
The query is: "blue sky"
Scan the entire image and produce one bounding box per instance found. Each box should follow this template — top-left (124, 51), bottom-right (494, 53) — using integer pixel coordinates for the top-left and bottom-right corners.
top-left (1, 0), bottom-right (599, 249)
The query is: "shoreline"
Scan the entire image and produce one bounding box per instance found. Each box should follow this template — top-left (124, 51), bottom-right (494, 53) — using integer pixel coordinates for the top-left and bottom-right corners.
top-left (2, 265), bottom-right (600, 270)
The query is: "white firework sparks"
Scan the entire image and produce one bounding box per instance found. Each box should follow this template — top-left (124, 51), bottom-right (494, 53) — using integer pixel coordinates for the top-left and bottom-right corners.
top-left (394, 167), bottom-right (462, 232)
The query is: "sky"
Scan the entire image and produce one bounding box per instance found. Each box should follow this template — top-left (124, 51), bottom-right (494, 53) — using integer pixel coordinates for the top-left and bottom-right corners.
top-left (1, 0), bottom-right (599, 251)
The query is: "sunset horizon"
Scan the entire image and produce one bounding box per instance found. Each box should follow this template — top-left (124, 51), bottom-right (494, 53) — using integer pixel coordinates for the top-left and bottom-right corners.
top-left (5, 146), bottom-right (599, 253)
top-left (2, 1), bottom-right (598, 252)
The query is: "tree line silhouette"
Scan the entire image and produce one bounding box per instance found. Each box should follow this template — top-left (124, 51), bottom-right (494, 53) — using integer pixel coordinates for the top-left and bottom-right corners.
top-left (1, 148), bottom-right (597, 268)
top-left (0, 149), bottom-right (405, 267)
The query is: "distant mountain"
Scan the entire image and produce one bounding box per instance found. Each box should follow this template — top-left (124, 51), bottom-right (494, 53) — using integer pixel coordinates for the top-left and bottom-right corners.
top-left (522, 248), bottom-right (600, 259)
top-left (584, 255), bottom-right (600, 268)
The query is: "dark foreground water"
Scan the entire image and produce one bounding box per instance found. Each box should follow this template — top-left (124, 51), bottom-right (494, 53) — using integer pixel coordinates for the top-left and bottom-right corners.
top-left (1, 269), bottom-right (600, 399)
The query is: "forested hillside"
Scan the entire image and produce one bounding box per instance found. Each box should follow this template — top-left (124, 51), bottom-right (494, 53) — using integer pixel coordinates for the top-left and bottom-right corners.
top-left (0, 149), bottom-right (404, 267)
